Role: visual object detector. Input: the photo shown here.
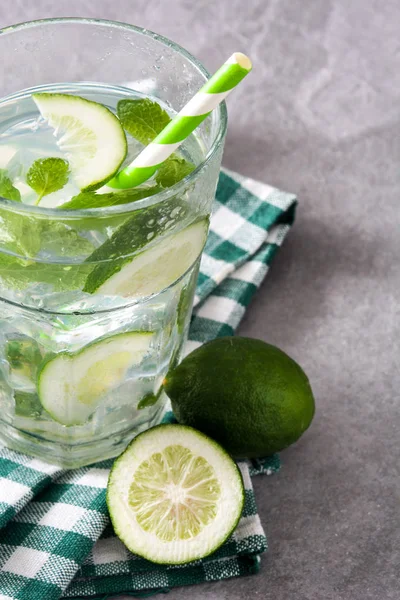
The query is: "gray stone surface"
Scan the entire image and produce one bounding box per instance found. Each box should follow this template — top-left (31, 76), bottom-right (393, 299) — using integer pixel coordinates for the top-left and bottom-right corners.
top-left (1, 1), bottom-right (399, 599)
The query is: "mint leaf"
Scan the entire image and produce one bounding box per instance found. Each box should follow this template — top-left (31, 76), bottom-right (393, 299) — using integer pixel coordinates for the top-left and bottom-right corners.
top-left (0, 207), bottom-right (95, 291)
top-left (6, 335), bottom-right (43, 394)
top-left (20, 262), bottom-right (92, 292)
top-left (14, 391), bottom-right (43, 418)
top-left (137, 392), bottom-right (160, 409)
top-left (0, 251), bottom-right (92, 292)
top-left (26, 157), bottom-right (69, 205)
top-left (59, 185), bottom-right (162, 210)
top-left (0, 247), bottom-right (93, 292)
top-left (117, 98), bottom-right (171, 144)
top-left (39, 221), bottom-right (95, 256)
top-left (6, 337), bottom-right (42, 371)
top-left (0, 208), bottom-right (42, 258)
top-left (155, 156), bottom-right (195, 187)
top-left (0, 208), bottom-right (93, 262)
top-left (0, 168), bottom-right (21, 202)
top-left (117, 99), bottom-right (195, 188)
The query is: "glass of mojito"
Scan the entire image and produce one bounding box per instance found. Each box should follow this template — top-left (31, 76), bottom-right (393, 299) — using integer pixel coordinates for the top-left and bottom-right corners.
top-left (0, 18), bottom-right (226, 467)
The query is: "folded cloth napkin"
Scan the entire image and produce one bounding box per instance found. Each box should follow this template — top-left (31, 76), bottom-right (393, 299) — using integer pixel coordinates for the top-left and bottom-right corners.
top-left (0, 167), bottom-right (297, 600)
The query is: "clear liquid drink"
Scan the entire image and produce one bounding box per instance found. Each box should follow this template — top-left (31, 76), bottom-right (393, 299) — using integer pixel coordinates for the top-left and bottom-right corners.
top-left (0, 20), bottom-right (226, 466)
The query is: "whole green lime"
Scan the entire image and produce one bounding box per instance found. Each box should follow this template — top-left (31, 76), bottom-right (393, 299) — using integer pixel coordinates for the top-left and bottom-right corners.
top-left (164, 337), bottom-right (315, 458)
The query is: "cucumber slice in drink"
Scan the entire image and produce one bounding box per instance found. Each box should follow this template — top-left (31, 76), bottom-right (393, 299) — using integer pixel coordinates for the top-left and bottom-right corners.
top-left (33, 93), bottom-right (127, 191)
top-left (85, 218), bottom-right (208, 299)
top-left (107, 424), bottom-right (245, 564)
top-left (38, 331), bottom-right (153, 426)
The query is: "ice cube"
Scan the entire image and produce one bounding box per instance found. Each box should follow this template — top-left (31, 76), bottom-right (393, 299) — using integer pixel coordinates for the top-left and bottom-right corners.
top-left (122, 78), bottom-right (158, 94)
top-left (0, 144), bottom-right (17, 168)
top-left (13, 177), bottom-right (37, 205)
top-left (39, 181), bottom-right (80, 208)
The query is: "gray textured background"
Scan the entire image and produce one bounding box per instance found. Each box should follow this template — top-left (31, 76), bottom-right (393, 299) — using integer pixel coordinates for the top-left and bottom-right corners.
top-left (1, 1), bottom-right (399, 599)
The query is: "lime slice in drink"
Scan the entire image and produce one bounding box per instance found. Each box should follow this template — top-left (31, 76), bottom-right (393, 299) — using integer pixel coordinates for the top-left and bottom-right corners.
top-left (38, 332), bottom-right (153, 426)
top-left (107, 424), bottom-right (244, 564)
top-left (33, 93), bottom-right (127, 191)
top-left (85, 218), bottom-right (208, 298)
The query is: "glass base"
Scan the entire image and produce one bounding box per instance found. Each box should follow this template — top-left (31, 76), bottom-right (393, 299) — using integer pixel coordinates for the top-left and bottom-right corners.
top-left (0, 394), bottom-right (168, 468)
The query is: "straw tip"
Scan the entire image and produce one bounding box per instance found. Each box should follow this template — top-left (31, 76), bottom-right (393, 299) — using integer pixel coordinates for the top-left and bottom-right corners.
top-left (230, 52), bottom-right (252, 71)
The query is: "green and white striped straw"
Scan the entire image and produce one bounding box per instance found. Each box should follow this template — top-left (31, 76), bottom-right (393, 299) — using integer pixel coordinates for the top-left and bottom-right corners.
top-left (108, 52), bottom-right (252, 189)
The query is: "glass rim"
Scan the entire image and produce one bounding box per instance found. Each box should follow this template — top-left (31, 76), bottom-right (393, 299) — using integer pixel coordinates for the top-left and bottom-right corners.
top-left (0, 17), bottom-right (228, 218)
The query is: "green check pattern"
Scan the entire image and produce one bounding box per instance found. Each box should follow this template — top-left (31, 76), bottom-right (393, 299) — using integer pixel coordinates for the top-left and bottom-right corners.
top-left (0, 167), bottom-right (296, 599)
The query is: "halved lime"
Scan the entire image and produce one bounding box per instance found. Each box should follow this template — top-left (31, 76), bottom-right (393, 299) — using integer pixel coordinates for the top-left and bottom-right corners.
top-left (38, 331), bottom-right (153, 426)
top-left (33, 93), bottom-right (127, 191)
top-left (107, 424), bottom-right (244, 564)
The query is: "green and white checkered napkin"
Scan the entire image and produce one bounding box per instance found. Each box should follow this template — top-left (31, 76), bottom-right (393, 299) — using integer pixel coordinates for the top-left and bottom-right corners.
top-left (0, 167), bottom-right (296, 600)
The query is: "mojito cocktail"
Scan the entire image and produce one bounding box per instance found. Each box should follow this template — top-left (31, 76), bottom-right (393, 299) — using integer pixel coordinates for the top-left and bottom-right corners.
top-left (0, 19), bottom-right (226, 467)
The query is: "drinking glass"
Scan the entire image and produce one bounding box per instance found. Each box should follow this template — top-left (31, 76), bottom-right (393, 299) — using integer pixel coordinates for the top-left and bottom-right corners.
top-left (0, 18), bottom-right (226, 467)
